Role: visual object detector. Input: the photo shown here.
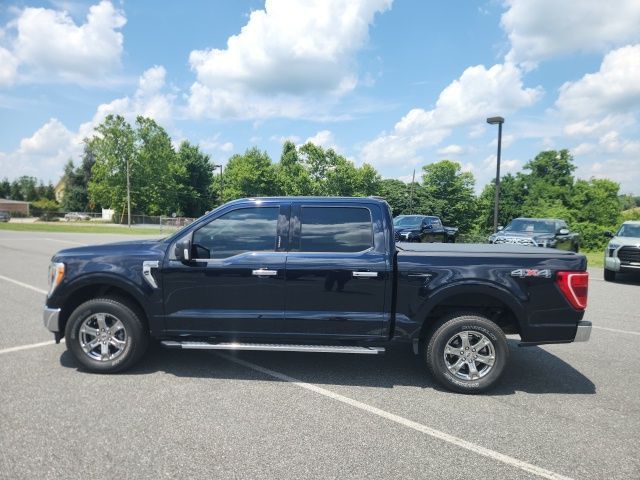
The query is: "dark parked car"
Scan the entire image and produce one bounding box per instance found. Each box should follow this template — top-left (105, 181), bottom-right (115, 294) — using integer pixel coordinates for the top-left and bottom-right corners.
top-left (488, 218), bottom-right (579, 252)
top-left (393, 215), bottom-right (458, 243)
top-left (0, 210), bottom-right (10, 222)
top-left (44, 197), bottom-right (590, 393)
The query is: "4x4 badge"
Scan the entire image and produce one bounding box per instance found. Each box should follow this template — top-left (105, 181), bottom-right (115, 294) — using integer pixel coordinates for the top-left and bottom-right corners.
top-left (511, 268), bottom-right (552, 278)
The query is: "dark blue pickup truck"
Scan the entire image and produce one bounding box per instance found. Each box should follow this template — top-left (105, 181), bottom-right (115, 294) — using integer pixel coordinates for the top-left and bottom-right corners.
top-left (43, 197), bottom-right (591, 393)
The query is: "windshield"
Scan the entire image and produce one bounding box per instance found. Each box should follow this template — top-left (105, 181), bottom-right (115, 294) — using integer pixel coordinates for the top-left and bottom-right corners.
top-left (394, 216), bottom-right (422, 228)
top-left (617, 224), bottom-right (640, 238)
top-left (503, 219), bottom-right (556, 234)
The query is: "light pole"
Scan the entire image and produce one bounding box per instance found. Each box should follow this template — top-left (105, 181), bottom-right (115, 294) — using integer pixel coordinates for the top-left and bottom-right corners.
top-left (486, 116), bottom-right (504, 233)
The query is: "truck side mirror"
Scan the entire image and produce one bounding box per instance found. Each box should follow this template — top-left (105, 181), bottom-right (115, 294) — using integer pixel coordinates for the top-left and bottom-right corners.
top-left (175, 236), bottom-right (192, 262)
top-left (604, 231), bottom-right (614, 238)
top-left (558, 228), bottom-right (570, 235)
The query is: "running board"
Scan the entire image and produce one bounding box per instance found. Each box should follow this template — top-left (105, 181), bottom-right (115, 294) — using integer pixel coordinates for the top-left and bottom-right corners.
top-left (161, 340), bottom-right (385, 355)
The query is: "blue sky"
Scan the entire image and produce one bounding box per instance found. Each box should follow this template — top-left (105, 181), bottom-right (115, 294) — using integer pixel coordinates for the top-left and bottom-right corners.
top-left (1, 0), bottom-right (639, 194)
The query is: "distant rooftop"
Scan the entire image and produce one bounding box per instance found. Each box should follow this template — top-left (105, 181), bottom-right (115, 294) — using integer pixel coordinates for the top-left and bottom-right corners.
top-left (0, 198), bottom-right (30, 204)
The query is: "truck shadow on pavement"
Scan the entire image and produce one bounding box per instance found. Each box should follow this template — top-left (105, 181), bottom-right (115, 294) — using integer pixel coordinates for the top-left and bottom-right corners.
top-left (60, 339), bottom-right (595, 396)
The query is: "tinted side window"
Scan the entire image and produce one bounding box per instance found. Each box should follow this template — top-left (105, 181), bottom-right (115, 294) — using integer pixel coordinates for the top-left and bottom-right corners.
top-left (192, 207), bottom-right (279, 259)
top-left (432, 218), bottom-right (442, 228)
top-left (299, 207), bottom-right (373, 253)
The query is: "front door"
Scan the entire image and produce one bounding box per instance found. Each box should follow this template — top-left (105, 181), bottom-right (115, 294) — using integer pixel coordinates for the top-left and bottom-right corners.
top-left (162, 204), bottom-right (288, 336)
top-left (282, 203), bottom-right (390, 339)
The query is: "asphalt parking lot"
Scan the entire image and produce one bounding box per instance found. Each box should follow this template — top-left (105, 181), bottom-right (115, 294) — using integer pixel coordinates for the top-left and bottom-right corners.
top-left (1, 230), bottom-right (639, 480)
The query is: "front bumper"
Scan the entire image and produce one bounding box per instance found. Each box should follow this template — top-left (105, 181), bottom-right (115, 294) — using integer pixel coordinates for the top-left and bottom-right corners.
top-left (43, 306), bottom-right (61, 333)
top-left (574, 320), bottom-right (591, 342)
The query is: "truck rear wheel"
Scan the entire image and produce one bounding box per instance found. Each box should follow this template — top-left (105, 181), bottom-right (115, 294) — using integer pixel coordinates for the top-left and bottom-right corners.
top-left (424, 312), bottom-right (508, 393)
top-left (65, 297), bottom-right (148, 373)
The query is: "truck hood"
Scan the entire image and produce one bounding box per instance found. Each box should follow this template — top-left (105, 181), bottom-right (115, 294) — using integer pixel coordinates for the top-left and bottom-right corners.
top-left (609, 236), bottom-right (640, 247)
top-left (490, 230), bottom-right (556, 242)
top-left (395, 227), bottom-right (421, 236)
top-left (52, 238), bottom-right (166, 260)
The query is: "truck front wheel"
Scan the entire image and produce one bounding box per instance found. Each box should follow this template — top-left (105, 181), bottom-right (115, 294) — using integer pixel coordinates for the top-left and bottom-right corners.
top-left (424, 312), bottom-right (509, 393)
top-left (65, 297), bottom-right (149, 373)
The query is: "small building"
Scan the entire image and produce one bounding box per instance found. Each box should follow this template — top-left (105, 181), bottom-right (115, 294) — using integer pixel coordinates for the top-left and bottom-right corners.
top-left (0, 198), bottom-right (30, 216)
top-left (54, 178), bottom-right (66, 203)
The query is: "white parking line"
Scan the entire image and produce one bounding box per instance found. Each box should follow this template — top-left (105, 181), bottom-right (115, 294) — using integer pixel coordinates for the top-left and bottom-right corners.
top-left (0, 274), bottom-right (47, 295)
top-left (593, 325), bottom-right (640, 336)
top-left (0, 339), bottom-right (64, 355)
top-left (43, 237), bottom-right (87, 246)
top-left (218, 353), bottom-right (573, 480)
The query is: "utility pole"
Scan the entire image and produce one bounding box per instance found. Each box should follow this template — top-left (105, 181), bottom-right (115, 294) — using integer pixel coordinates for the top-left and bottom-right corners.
top-left (486, 116), bottom-right (505, 232)
top-left (126, 155), bottom-right (131, 227)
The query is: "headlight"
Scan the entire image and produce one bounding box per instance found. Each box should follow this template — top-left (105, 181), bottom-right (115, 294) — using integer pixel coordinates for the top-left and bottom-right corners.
top-left (48, 262), bottom-right (65, 297)
top-left (608, 242), bottom-right (620, 250)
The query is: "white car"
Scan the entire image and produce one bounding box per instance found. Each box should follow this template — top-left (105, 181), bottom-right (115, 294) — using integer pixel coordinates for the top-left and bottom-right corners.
top-left (604, 221), bottom-right (640, 281)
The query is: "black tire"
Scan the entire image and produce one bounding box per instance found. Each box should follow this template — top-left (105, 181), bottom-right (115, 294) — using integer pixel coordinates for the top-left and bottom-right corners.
top-left (424, 312), bottom-right (509, 394)
top-left (65, 297), bottom-right (149, 373)
top-left (604, 269), bottom-right (616, 282)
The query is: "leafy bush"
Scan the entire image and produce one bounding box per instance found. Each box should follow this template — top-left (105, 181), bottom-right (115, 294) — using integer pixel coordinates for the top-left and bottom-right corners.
top-left (31, 199), bottom-right (60, 221)
top-left (573, 221), bottom-right (614, 251)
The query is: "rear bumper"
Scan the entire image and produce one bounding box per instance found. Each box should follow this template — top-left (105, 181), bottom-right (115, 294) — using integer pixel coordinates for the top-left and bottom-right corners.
top-left (43, 306), bottom-right (61, 333)
top-left (573, 320), bottom-right (591, 342)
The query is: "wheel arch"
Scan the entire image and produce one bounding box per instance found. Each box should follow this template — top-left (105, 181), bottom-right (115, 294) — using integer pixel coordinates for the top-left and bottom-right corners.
top-left (414, 282), bottom-right (526, 341)
top-left (58, 275), bottom-right (150, 338)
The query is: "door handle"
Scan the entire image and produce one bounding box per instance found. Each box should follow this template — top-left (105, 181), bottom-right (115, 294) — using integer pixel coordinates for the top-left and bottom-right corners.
top-left (252, 269), bottom-right (278, 277)
top-left (352, 271), bottom-right (379, 278)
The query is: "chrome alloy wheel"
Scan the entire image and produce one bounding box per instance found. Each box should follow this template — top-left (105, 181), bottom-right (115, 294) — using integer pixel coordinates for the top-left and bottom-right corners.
top-left (443, 330), bottom-right (496, 381)
top-left (79, 313), bottom-right (128, 361)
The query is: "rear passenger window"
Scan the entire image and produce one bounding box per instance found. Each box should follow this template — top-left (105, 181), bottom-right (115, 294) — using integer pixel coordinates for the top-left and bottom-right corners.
top-left (299, 207), bottom-right (373, 253)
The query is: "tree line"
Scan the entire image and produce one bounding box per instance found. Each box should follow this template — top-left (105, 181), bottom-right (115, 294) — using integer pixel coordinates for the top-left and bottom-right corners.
top-left (2, 113), bottom-right (638, 250)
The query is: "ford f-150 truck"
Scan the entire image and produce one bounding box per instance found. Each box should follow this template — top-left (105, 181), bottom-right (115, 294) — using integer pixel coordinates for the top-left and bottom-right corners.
top-left (393, 215), bottom-right (458, 243)
top-left (43, 197), bottom-right (591, 393)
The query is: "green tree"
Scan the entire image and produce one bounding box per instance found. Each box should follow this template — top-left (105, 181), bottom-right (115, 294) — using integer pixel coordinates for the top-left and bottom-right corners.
top-left (222, 147), bottom-right (278, 200)
top-left (134, 116), bottom-right (181, 215)
top-left (87, 115), bottom-right (136, 218)
top-left (420, 160), bottom-right (477, 232)
top-left (275, 141), bottom-right (313, 195)
top-left (62, 159), bottom-right (88, 212)
top-left (520, 149), bottom-right (576, 213)
top-left (0, 178), bottom-right (10, 198)
top-left (476, 174), bottom-right (526, 231)
top-left (378, 179), bottom-right (412, 216)
top-left (176, 141), bottom-right (214, 217)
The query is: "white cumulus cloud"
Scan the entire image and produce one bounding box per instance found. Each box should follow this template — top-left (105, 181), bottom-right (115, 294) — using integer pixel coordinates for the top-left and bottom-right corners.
top-left (304, 130), bottom-right (335, 148)
top-left (187, 0), bottom-right (392, 119)
top-left (556, 44), bottom-right (640, 119)
top-left (361, 62), bottom-right (541, 168)
top-left (1, 0), bottom-right (126, 84)
top-left (502, 0), bottom-right (640, 67)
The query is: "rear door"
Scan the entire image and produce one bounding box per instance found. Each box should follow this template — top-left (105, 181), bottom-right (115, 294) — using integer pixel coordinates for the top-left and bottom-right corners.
top-left (282, 202), bottom-right (390, 339)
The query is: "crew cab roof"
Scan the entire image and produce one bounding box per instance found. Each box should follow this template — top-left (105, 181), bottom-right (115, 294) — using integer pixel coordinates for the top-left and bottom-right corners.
top-left (228, 196), bottom-right (390, 206)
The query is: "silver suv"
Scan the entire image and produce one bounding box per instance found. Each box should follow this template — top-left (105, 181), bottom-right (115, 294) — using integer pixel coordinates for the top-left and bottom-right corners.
top-left (604, 221), bottom-right (640, 281)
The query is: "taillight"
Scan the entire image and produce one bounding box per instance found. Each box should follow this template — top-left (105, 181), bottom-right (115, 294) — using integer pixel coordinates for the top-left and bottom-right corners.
top-left (556, 271), bottom-right (588, 310)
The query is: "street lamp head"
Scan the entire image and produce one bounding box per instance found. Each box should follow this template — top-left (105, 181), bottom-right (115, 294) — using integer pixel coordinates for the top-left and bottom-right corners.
top-left (486, 116), bottom-right (505, 125)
